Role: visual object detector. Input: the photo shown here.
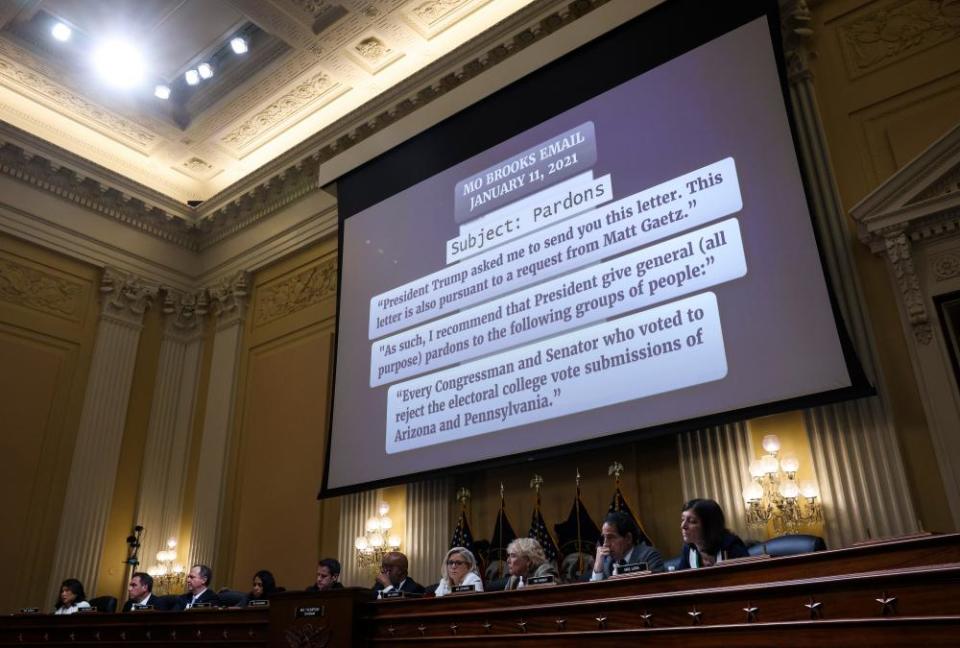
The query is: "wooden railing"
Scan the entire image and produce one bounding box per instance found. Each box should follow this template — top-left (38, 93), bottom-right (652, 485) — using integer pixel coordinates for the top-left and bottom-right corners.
top-left (2, 533), bottom-right (958, 647)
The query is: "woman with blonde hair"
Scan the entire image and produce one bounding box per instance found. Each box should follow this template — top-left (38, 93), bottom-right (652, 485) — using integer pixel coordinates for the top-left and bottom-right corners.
top-left (504, 537), bottom-right (559, 590)
top-left (434, 546), bottom-right (483, 597)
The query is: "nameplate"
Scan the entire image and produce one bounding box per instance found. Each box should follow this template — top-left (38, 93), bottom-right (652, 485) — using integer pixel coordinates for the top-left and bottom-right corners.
top-left (451, 584), bottom-right (476, 594)
top-left (527, 575), bottom-right (556, 586)
top-left (77, 607), bottom-right (99, 613)
top-left (131, 604), bottom-right (154, 611)
top-left (382, 590), bottom-right (423, 599)
top-left (189, 602), bottom-right (213, 609)
top-left (248, 599), bottom-right (270, 607)
top-left (614, 562), bottom-right (648, 575)
top-left (18, 607), bottom-right (40, 615)
top-left (296, 605), bottom-right (325, 618)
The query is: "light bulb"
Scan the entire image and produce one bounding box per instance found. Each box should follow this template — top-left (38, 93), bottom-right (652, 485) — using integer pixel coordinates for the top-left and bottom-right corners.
top-left (800, 480), bottom-right (820, 499)
top-left (166, 551), bottom-right (177, 562)
top-left (354, 537), bottom-right (368, 551)
top-left (760, 454), bottom-right (779, 474)
top-left (366, 517), bottom-right (379, 532)
top-left (388, 535), bottom-right (401, 549)
top-left (92, 39), bottom-right (146, 88)
top-left (173, 565), bottom-right (184, 574)
top-left (761, 434), bottom-right (781, 453)
top-left (51, 23), bottom-right (72, 42)
top-left (166, 538), bottom-right (177, 549)
top-left (197, 62), bottom-right (213, 79)
top-left (185, 69), bottom-right (199, 85)
top-left (378, 502), bottom-right (390, 516)
top-left (742, 482), bottom-right (763, 502)
top-left (780, 455), bottom-right (800, 473)
top-left (369, 533), bottom-right (384, 548)
top-left (779, 480), bottom-right (800, 499)
top-left (230, 37), bottom-right (248, 54)
top-left (749, 459), bottom-right (765, 478)
top-left (380, 516), bottom-right (393, 530)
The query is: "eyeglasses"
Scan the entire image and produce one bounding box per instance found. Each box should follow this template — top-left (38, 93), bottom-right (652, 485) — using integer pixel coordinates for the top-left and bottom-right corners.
top-left (446, 560), bottom-right (467, 566)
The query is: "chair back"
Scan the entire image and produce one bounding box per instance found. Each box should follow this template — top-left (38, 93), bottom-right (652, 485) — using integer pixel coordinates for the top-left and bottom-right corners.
top-left (88, 596), bottom-right (117, 613)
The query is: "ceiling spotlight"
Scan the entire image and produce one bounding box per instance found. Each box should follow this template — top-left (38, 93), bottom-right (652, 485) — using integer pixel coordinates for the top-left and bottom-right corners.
top-left (185, 69), bottom-right (200, 85)
top-left (230, 37), bottom-right (248, 55)
top-left (92, 39), bottom-right (146, 88)
top-left (51, 22), bottom-right (72, 42)
top-left (197, 62), bottom-right (213, 79)
top-left (154, 85), bottom-right (171, 99)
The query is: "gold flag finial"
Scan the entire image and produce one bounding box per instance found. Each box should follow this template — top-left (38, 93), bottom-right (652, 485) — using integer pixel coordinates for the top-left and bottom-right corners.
top-left (456, 487), bottom-right (471, 506)
top-left (529, 474), bottom-right (543, 493)
top-left (499, 482), bottom-right (504, 499)
top-left (576, 468), bottom-right (582, 487)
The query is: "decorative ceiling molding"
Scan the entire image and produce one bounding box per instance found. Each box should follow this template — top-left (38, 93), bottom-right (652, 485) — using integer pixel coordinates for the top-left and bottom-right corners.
top-left (1, 0), bottom-right (615, 254)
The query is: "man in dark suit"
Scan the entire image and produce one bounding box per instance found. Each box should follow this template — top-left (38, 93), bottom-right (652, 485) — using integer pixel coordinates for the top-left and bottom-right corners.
top-left (122, 572), bottom-right (170, 611)
top-left (589, 511), bottom-right (664, 580)
top-left (373, 551), bottom-right (424, 596)
top-left (306, 558), bottom-right (344, 591)
top-left (174, 564), bottom-right (222, 610)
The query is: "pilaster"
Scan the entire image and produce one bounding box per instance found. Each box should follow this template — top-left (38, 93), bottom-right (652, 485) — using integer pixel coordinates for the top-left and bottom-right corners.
top-left (46, 268), bottom-right (157, 599)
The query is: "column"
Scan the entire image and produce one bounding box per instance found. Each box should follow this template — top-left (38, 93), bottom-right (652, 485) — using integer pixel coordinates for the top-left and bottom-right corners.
top-left (187, 272), bottom-right (249, 569)
top-left (781, 0), bottom-right (917, 545)
top-left (134, 289), bottom-right (208, 571)
top-left (678, 423), bottom-right (753, 540)
top-left (404, 478), bottom-right (452, 586)
top-left (46, 268), bottom-right (157, 598)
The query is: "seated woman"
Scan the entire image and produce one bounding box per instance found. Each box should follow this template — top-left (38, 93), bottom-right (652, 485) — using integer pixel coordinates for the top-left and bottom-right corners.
top-left (248, 570), bottom-right (281, 602)
top-left (54, 579), bottom-right (91, 615)
top-left (504, 537), bottom-right (559, 590)
top-left (434, 547), bottom-right (484, 597)
top-left (676, 498), bottom-right (748, 569)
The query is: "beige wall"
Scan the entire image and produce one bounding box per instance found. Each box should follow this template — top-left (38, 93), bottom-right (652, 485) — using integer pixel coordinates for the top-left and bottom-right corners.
top-left (217, 238), bottom-right (342, 592)
top-left (0, 233), bottom-right (100, 611)
top-left (809, 0), bottom-right (960, 533)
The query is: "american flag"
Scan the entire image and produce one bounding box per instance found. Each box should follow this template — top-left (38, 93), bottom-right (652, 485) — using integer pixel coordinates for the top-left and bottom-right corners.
top-left (528, 504), bottom-right (561, 564)
top-left (608, 486), bottom-right (651, 545)
top-left (449, 509), bottom-right (476, 553)
top-left (488, 498), bottom-right (517, 570)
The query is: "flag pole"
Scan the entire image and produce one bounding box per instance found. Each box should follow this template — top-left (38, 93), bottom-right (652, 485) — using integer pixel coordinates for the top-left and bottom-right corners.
top-left (498, 482), bottom-right (505, 578)
top-left (575, 469), bottom-right (583, 573)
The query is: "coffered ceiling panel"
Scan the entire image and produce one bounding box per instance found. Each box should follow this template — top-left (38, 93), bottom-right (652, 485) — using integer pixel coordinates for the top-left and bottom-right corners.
top-left (0, 0), bottom-right (537, 207)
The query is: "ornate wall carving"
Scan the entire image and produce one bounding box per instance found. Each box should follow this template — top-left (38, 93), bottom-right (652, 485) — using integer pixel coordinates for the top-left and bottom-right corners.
top-left (221, 73), bottom-right (342, 150)
top-left (884, 231), bottom-right (933, 344)
top-left (253, 256), bottom-right (337, 326)
top-left (209, 271), bottom-right (251, 324)
top-left (838, 0), bottom-right (960, 78)
top-left (932, 251), bottom-right (960, 282)
top-left (100, 268), bottom-right (159, 326)
top-left (0, 256), bottom-right (83, 319)
top-left (161, 288), bottom-right (210, 335)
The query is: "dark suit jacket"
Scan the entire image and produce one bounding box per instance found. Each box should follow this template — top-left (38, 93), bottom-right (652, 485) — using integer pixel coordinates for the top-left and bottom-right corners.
top-left (122, 592), bottom-right (172, 612)
top-left (305, 581), bottom-right (344, 592)
top-left (174, 588), bottom-right (222, 611)
top-left (373, 576), bottom-right (425, 595)
top-left (676, 531), bottom-right (748, 570)
top-left (589, 542), bottom-right (666, 580)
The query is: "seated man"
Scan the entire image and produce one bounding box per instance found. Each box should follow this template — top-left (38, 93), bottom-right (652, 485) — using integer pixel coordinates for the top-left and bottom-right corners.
top-left (306, 558), bottom-right (344, 591)
top-left (174, 564), bottom-right (222, 610)
top-left (590, 511), bottom-right (664, 580)
top-left (122, 572), bottom-right (169, 611)
top-left (373, 551), bottom-right (424, 596)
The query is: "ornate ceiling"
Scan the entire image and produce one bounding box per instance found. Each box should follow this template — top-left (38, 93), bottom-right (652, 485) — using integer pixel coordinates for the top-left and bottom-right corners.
top-left (0, 0), bottom-right (541, 206)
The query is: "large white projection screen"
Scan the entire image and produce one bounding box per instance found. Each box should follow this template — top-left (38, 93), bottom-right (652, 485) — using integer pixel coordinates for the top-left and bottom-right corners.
top-left (324, 11), bottom-right (862, 495)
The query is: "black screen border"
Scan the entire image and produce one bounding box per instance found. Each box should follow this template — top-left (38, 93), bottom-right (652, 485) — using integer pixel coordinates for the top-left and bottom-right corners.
top-left (320, 0), bottom-right (873, 499)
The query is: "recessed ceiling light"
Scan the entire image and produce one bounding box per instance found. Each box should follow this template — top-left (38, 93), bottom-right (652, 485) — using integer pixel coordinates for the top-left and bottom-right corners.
top-left (51, 22), bottom-right (72, 42)
top-left (230, 37), bottom-right (248, 54)
top-left (91, 40), bottom-right (146, 88)
top-left (185, 69), bottom-right (199, 85)
top-left (197, 63), bottom-right (213, 79)
top-left (154, 85), bottom-right (171, 99)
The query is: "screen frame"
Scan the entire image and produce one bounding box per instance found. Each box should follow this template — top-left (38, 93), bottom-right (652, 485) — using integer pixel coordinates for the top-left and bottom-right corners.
top-left (320, 0), bottom-right (873, 499)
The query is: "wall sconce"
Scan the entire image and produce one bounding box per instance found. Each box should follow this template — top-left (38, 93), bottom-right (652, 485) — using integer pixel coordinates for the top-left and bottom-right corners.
top-left (146, 538), bottom-right (186, 595)
top-left (742, 434), bottom-right (823, 535)
top-left (355, 502), bottom-right (401, 573)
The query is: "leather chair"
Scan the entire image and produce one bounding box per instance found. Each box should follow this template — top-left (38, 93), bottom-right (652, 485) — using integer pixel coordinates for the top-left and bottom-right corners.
top-left (88, 595), bottom-right (117, 613)
top-left (216, 589), bottom-right (248, 608)
top-left (747, 534), bottom-right (827, 557)
top-left (663, 555), bottom-right (683, 571)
